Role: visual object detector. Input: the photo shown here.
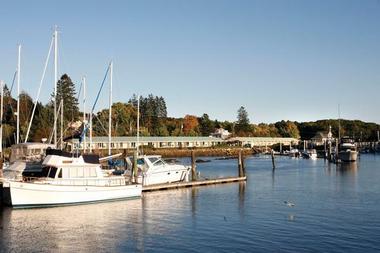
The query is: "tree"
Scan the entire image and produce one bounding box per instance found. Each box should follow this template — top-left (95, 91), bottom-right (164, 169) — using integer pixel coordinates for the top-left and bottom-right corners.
top-left (183, 115), bottom-right (199, 136)
top-left (199, 114), bottom-right (214, 136)
top-left (275, 120), bottom-right (300, 139)
top-left (52, 74), bottom-right (80, 123)
top-left (235, 106), bottom-right (252, 135)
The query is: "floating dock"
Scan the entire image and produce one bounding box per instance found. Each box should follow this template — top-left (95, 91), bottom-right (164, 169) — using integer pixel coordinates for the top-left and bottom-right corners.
top-left (143, 176), bottom-right (246, 192)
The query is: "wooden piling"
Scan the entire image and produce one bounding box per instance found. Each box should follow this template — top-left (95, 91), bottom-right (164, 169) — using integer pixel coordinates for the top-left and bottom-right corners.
top-left (238, 149), bottom-right (244, 177)
top-left (133, 150), bottom-right (138, 183)
top-left (271, 149), bottom-right (276, 170)
top-left (191, 150), bottom-right (197, 181)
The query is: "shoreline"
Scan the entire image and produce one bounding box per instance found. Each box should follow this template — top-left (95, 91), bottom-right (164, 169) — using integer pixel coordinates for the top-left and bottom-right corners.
top-left (98, 147), bottom-right (260, 158)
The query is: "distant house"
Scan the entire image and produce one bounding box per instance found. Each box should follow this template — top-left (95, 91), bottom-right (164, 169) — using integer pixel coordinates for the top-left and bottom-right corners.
top-left (226, 137), bottom-right (299, 148)
top-left (210, 128), bottom-right (231, 139)
top-left (311, 132), bottom-right (330, 146)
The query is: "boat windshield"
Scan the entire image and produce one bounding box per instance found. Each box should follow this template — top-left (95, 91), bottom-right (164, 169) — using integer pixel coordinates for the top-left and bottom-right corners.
top-left (148, 157), bottom-right (159, 164)
top-left (40, 166), bottom-right (58, 178)
top-left (152, 160), bottom-right (165, 166)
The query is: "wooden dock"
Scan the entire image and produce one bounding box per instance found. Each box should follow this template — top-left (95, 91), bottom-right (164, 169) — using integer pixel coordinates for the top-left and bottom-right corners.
top-left (143, 176), bottom-right (247, 192)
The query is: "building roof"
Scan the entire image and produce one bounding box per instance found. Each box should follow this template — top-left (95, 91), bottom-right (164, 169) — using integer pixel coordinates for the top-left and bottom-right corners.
top-left (71, 136), bottom-right (224, 143)
top-left (227, 137), bottom-right (298, 142)
top-left (311, 132), bottom-right (329, 140)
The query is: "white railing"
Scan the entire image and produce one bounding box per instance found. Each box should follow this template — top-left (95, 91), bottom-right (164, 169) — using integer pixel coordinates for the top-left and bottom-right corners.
top-left (22, 176), bottom-right (131, 187)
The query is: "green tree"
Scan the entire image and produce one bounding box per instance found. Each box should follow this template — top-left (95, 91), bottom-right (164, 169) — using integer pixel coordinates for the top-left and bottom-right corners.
top-left (235, 106), bottom-right (251, 135)
top-left (53, 74), bottom-right (80, 123)
top-left (199, 114), bottom-right (214, 136)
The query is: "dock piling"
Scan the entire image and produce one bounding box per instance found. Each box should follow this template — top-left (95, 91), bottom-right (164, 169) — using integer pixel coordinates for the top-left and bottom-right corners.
top-left (191, 150), bottom-right (197, 181)
top-left (271, 149), bottom-right (276, 170)
top-left (238, 149), bottom-right (245, 177)
top-left (133, 150), bottom-right (138, 183)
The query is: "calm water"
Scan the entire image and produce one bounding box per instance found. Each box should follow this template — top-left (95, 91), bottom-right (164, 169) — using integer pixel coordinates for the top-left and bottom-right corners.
top-left (1, 154), bottom-right (380, 252)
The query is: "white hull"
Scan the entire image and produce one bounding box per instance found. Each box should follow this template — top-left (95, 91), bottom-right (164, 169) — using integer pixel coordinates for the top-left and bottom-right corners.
top-left (338, 151), bottom-right (358, 162)
top-left (3, 181), bottom-right (141, 208)
top-left (139, 167), bottom-right (190, 185)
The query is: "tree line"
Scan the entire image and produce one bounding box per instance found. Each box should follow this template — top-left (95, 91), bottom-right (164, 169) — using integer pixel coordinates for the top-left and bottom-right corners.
top-left (1, 74), bottom-right (379, 148)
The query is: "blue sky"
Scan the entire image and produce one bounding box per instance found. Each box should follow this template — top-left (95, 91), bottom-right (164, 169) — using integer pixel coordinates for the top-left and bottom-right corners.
top-left (0, 0), bottom-right (379, 123)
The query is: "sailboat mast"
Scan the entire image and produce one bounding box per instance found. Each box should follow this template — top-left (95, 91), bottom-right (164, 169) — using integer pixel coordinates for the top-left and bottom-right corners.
top-left (338, 104), bottom-right (341, 141)
top-left (60, 99), bottom-right (63, 150)
top-left (54, 26), bottom-right (58, 147)
top-left (0, 80), bottom-right (4, 155)
top-left (16, 44), bottom-right (21, 144)
top-left (89, 113), bottom-right (93, 153)
top-left (137, 95), bottom-right (140, 155)
top-left (108, 62), bottom-right (113, 156)
top-left (83, 76), bottom-right (86, 153)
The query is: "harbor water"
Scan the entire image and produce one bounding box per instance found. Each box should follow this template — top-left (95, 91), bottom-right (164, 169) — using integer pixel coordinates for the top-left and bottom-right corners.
top-left (1, 154), bottom-right (380, 252)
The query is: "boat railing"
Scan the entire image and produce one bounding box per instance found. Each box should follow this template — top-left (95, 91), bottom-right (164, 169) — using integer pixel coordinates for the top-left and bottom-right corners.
top-left (22, 176), bottom-right (132, 186)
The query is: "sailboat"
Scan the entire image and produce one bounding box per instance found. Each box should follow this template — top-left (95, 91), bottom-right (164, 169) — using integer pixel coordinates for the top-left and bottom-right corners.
top-left (1, 30), bottom-right (142, 207)
top-left (2, 29), bottom-right (59, 181)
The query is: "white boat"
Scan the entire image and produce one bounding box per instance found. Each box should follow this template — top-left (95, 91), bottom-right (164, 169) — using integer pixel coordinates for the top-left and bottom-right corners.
top-left (125, 155), bottom-right (190, 186)
top-left (2, 143), bottom-right (55, 180)
top-left (338, 138), bottom-right (358, 162)
top-left (1, 149), bottom-right (141, 208)
top-left (302, 149), bottom-right (318, 160)
top-left (288, 149), bottom-right (301, 158)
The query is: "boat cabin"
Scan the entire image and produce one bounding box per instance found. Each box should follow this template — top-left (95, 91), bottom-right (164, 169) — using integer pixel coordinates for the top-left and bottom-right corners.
top-left (36, 150), bottom-right (103, 180)
top-left (9, 143), bottom-right (55, 163)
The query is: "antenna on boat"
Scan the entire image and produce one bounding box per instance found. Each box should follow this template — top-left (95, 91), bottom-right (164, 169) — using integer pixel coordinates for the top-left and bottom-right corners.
top-left (54, 25), bottom-right (58, 148)
top-left (16, 44), bottom-right (21, 144)
top-left (108, 61), bottom-right (113, 156)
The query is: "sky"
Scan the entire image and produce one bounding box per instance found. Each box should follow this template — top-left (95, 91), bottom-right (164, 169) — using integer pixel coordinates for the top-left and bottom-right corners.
top-left (0, 0), bottom-right (379, 124)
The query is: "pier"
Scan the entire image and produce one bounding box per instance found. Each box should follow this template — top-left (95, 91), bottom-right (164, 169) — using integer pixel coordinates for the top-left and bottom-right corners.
top-left (143, 149), bottom-right (247, 192)
top-left (143, 176), bottom-right (247, 192)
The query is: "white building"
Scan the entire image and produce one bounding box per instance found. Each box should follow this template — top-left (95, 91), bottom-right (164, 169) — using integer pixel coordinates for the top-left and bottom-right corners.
top-left (69, 136), bottom-right (224, 151)
top-left (210, 128), bottom-right (231, 139)
top-left (226, 137), bottom-right (299, 148)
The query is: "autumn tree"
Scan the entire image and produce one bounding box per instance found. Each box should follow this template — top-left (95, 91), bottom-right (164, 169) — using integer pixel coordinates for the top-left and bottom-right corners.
top-left (275, 120), bottom-right (300, 139)
top-left (183, 115), bottom-right (199, 136)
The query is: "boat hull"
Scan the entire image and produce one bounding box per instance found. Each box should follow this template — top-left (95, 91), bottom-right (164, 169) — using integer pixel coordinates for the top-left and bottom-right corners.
top-left (338, 151), bottom-right (358, 162)
top-left (3, 181), bottom-right (141, 208)
top-left (138, 167), bottom-right (190, 186)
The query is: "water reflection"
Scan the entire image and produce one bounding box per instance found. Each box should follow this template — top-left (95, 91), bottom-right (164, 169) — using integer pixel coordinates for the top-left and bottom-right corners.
top-left (336, 162), bottom-right (358, 175)
top-left (238, 182), bottom-right (246, 221)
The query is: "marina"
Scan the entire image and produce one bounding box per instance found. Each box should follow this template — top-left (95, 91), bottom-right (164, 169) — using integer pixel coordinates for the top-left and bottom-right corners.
top-left (1, 1), bottom-right (380, 252)
top-left (1, 154), bottom-right (380, 252)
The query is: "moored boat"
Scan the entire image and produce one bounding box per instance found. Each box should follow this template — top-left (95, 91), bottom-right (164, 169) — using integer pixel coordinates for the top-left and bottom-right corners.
top-left (302, 149), bottom-right (318, 160)
top-left (338, 137), bottom-right (358, 162)
top-left (1, 149), bottom-right (141, 208)
top-left (125, 155), bottom-right (190, 186)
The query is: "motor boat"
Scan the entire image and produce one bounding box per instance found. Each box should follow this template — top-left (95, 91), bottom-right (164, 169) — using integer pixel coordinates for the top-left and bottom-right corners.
top-left (2, 143), bottom-right (55, 181)
top-left (1, 149), bottom-right (141, 208)
top-left (125, 155), bottom-right (190, 186)
top-left (338, 137), bottom-right (358, 162)
top-left (288, 149), bottom-right (301, 158)
top-left (302, 149), bottom-right (318, 160)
